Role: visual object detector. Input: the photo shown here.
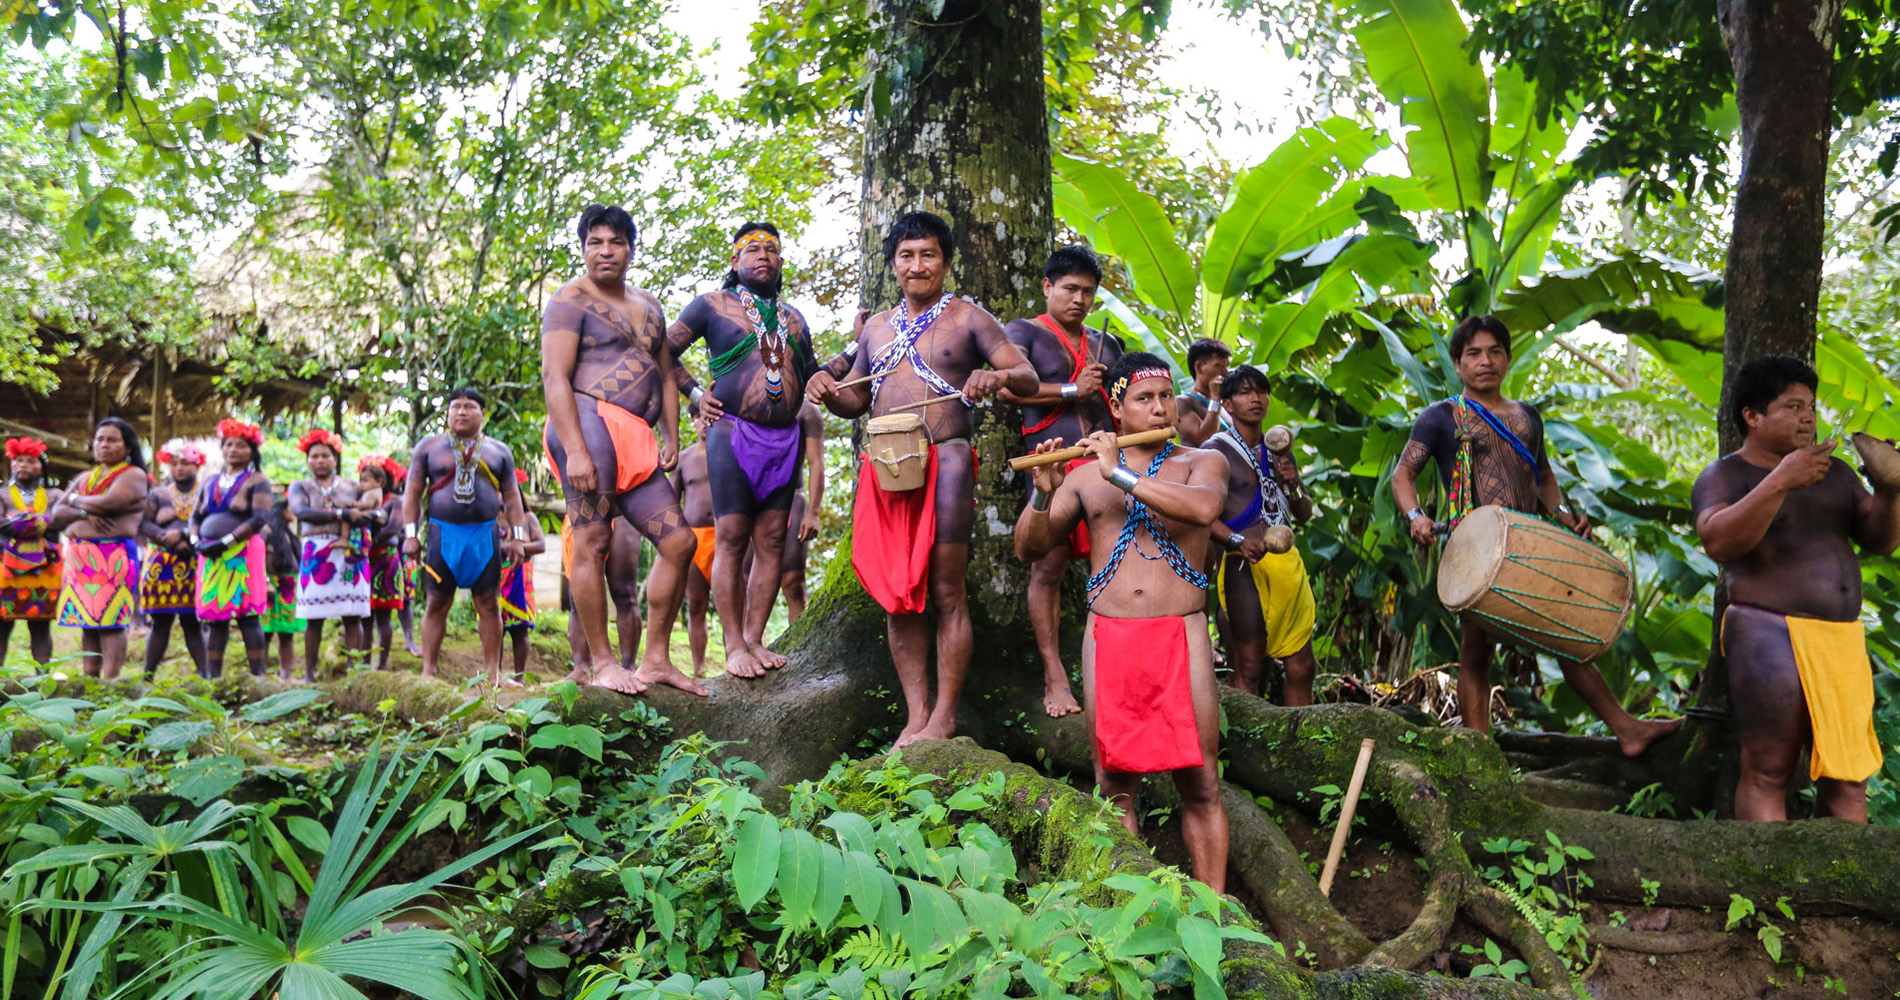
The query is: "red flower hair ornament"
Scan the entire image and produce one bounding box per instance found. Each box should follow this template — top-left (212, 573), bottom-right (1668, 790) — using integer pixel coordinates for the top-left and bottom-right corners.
top-left (217, 419), bottom-right (264, 446)
top-left (297, 428), bottom-right (344, 456)
top-left (5, 438), bottom-right (47, 460)
top-left (156, 444), bottom-right (206, 467)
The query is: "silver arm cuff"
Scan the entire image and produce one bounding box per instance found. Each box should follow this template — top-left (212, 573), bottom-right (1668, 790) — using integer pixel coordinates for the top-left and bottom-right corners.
top-left (1108, 467), bottom-right (1140, 493)
top-left (1029, 488), bottom-right (1051, 512)
top-left (1060, 382), bottom-right (1080, 400)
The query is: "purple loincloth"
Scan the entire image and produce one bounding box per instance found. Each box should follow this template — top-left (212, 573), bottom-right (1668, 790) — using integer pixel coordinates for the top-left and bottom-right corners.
top-left (727, 415), bottom-right (802, 502)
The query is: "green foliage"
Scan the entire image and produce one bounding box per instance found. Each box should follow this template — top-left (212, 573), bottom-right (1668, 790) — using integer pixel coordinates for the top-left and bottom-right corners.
top-left (1476, 831), bottom-right (1594, 971)
top-left (1725, 893), bottom-right (1792, 964)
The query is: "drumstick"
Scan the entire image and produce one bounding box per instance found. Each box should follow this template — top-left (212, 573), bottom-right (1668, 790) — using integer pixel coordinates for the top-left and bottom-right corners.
top-left (1008, 427), bottom-right (1177, 471)
top-left (888, 394), bottom-right (972, 414)
top-left (1318, 738), bottom-right (1377, 897)
top-left (830, 373), bottom-right (878, 392)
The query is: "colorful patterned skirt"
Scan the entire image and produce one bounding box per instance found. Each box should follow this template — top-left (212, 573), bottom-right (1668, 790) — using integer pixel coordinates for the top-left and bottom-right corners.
top-left (57, 537), bottom-right (141, 630)
top-left (197, 535), bottom-right (269, 623)
top-left (0, 539), bottom-right (60, 621)
top-left (499, 561), bottom-right (535, 630)
top-left (297, 534), bottom-right (371, 620)
top-left (139, 546), bottom-right (197, 615)
top-left (369, 545), bottom-right (405, 611)
top-left (263, 574), bottom-right (302, 634)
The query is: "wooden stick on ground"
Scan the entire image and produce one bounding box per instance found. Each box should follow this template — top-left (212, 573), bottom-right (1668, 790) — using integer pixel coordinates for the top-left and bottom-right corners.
top-left (1319, 738), bottom-right (1376, 897)
top-left (1007, 427), bottom-right (1176, 471)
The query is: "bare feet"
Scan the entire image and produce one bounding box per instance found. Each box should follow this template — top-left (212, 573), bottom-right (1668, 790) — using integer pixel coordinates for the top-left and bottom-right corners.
top-left (1043, 679), bottom-right (1082, 717)
top-left (896, 719), bottom-right (957, 747)
top-left (588, 662), bottom-right (648, 696)
top-left (1617, 716), bottom-right (1685, 758)
top-left (563, 665), bottom-right (588, 684)
top-left (752, 644), bottom-right (787, 670)
top-left (491, 674), bottom-right (525, 690)
top-left (724, 645), bottom-right (768, 679)
top-left (691, 659), bottom-right (707, 679)
top-left (634, 652), bottom-right (710, 697)
top-left (420, 666), bottom-right (438, 679)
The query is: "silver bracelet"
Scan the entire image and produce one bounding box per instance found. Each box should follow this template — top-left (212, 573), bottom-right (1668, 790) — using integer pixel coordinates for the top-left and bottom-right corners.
top-left (689, 387), bottom-right (705, 404)
top-left (1108, 467), bottom-right (1140, 493)
top-left (1029, 488), bottom-right (1051, 512)
top-left (512, 525), bottom-right (528, 541)
top-left (404, 523), bottom-right (419, 539)
top-left (1227, 532), bottom-right (1245, 548)
top-left (220, 533), bottom-right (235, 546)
top-left (1060, 382), bottom-right (1080, 400)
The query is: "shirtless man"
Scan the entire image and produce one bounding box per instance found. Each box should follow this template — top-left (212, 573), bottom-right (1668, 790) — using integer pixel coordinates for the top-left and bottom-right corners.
top-left (49, 418), bottom-right (150, 678)
top-left (1175, 338), bottom-right (1233, 447)
top-left (778, 403), bottom-right (826, 626)
top-left (998, 245), bottom-right (1123, 717)
top-left (669, 222), bottom-right (816, 678)
top-left (291, 429), bottom-right (374, 682)
top-left (0, 437), bottom-right (64, 664)
top-left (807, 210), bottom-right (1037, 745)
top-left (139, 443), bottom-right (208, 677)
top-left (541, 203), bottom-right (704, 697)
top-left (565, 520), bottom-right (644, 676)
top-left (1392, 316), bottom-right (1679, 754)
top-left (1208, 365), bottom-right (1318, 704)
top-left (1693, 355), bottom-right (1900, 821)
top-left (191, 420), bottom-right (274, 678)
top-left (401, 387), bottom-right (529, 687)
top-left (672, 412), bottom-right (718, 677)
top-left (1014, 352), bottom-right (1230, 891)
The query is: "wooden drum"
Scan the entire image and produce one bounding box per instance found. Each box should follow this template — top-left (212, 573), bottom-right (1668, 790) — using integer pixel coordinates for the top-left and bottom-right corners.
top-left (866, 413), bottom-right (930, 492)
top-left (1436, 505), bottom-right (1632, 663)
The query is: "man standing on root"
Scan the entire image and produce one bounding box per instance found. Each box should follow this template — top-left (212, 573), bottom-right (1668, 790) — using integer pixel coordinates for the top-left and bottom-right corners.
top-left (192, 421), bottom-right (274, 679)
top-left (499, 470), bottom-right (549, 683)
top-left (1208, 365), bottom-right (1318, 704)
top-left (139, 443), bottom-right (208, 677)
top-left (564, 517), bottom-right (644, 678)
top-left (402, 387), bottom-right (529, 687)
top-left (668, 222), bottom-right (817, 678)
top-left (291, 429), bottom-right (374, 682)
top-left (807, 210), bottom-right (1037, 746)
top-left (49, 418), bottom-right (149, 679)
top-left (1392, 315), bottom-right (1679, 754)
top-left (778, 403), bottom-right (826, 626)
top-left (0, 438), bottom-right (64, 664)
top-left (1694, 356), bottom-right (1900, 822)
top-left (998, 245), bottom-right (1123, 718)
top-left (541, 203), bottom-right (703, 697)
top-left (1013, 353), bottom-right (1230, 891)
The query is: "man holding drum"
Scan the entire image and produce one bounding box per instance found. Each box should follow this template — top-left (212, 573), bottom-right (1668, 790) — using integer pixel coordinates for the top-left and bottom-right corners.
top-left (1391, 316), bottom-right (1678, 754)
top-left (1208, 364), bottom-right (1317, 704)
top-left (1694, 355), bottom-right (1900, 822)
top-left (997, 244), bottom-right (1124, 718)
top-left (806, 210), bottom-right (1037, 747)
top-left (1013, 352), bottom-right (1230, 891)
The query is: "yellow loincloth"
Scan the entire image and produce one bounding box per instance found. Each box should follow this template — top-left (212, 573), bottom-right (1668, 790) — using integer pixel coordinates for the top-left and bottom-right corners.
top-left (1217, 547), bottom-right (1316, 660)
top-left (1786, 615), bottom-right (1884, 783)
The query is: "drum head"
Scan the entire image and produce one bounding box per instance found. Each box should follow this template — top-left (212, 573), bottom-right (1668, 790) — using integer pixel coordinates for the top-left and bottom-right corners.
top-left (1437, 506), bottom-right (1507, 612)
top-left (868, 413), bottom-right (925, 433)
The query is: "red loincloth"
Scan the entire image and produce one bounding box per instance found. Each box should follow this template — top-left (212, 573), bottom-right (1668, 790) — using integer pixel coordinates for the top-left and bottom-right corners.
top-left (1091, 614), bottom-right (1204, 774)
top-left (1064, 457), bottom-right (1092, 558)
top-left (851, 446), bottom-right (939, 615)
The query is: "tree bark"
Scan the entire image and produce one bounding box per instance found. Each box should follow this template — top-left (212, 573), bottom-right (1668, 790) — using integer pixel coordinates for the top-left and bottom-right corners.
top-left (859, 0), bottom-right (1055, 629)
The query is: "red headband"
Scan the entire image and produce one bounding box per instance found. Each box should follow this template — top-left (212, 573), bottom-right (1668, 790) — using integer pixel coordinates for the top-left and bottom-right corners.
top-left (5, 438), bottom-right (46, 460)
top-left (1111, 366), bottom-right (1173, 399)
top-left (217, 419), bottom-right (263, 446)
top-left (157, 444), bottom-right (206, 467)
top-left (298, 428), bottom-right (343, 456)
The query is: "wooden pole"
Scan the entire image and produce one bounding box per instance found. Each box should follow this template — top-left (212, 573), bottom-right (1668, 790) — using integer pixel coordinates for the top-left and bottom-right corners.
top-left (1318, 738), bottom-right (1376, 897)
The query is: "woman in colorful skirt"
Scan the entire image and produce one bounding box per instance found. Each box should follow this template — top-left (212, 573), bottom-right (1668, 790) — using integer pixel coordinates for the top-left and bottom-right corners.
top-left (138, 443), bottom-right (208, 677)
top-left (359, 455), bottom-right (407, 670)
top-left (290, 429), bottom-right (375, 682)
top-left (261, 496), bottom-right (303, 678)
top-left (0, 437), bottom-right (64, 665)
top-left (192, 419), bottom-right (273, 679)
top-left (498, 469), bottom-right (547, 684)
top-left (49, 418), bottom-right (150, 679)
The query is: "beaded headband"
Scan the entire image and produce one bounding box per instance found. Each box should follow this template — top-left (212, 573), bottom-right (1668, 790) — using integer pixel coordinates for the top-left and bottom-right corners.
top-left (734, 230), bottom-right (780, 251)
top-left (1111, 366), bottom-right (1173, 399)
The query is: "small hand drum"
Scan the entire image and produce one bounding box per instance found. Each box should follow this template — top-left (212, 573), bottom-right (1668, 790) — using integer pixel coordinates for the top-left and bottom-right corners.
top-left (1853, 432), bottom-right (1900, 492)
top-left (1437, 505), bottom-right (1633, 663)
top-left (866, 413), bottom-right (930, 492)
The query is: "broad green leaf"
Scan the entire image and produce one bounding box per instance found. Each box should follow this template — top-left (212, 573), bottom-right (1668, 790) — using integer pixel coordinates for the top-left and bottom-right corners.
top-left (1095, 287), bottom-right (1179, 365)
top-left (819, 811), bottom-right (875, 856)
top-left (1817, 330), bottom-right (1900, 440)
top-left (240, 688), bottom-right (324, 723)
top-left (1346, 0), bottom-right (1490, 214)
top-left (812, 843), bottom-right (845, 932)
top-left (286, 815), bottom-right (332, 856)
top-left (1494, 254), bottom-right (1722, 345)
top-left (733, 813), bottom-right (780, 912)
top-left (895, 877), bottom-right (964, 953)
top-left (777, 829), bottom-right (823, 928)
top-left (144, 720), bottom-right (213, 752)
top-left (1248, 233), bottom-right (1433, 368)
top-left (841, 849), bottom-right (889, 924)
top-left (1053, 153), bottom-right (1198, 330)
top-left (168, 755), bottom-right (247, 806)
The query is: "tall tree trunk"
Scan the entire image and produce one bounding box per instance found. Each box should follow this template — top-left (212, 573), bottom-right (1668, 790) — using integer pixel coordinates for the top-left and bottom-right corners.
top-left (1714, 0), bottom-right (1842, 454)
top-left (857, 0), bottom-right (1054, 629)
top-left (1682, 0), bottom-right (1846, 815)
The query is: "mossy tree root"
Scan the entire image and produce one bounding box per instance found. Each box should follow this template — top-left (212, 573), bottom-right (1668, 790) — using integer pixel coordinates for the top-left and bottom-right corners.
top-left (1220, 783), bottom-right (1376, 966)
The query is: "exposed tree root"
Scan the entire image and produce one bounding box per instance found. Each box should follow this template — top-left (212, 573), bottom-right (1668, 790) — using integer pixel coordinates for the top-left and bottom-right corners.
top-left (1220, 783), bottom-right (1376, 966)
top-left (1588, 925), bottom-right (1730, 955)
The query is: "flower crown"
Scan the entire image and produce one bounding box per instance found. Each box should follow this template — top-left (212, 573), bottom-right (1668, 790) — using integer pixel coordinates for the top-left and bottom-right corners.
top-left (156, 444), bottom-right (206, 466)
top-left (297, 428), bottom-right (344, 456)
top-left (1110, 366), bottom-right (1173, 400)
top-left (4, 437), bottom-right (46, 460)
top-left (217, 419), bottom-right (263, 446)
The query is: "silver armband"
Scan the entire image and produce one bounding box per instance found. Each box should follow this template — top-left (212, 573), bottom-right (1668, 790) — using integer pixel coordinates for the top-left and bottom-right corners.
top-left (1108, 467), bottom-right (1140, 493)
top-left (689, 387), bottom-right (705, 404)
top-left (1405, 507), bottom-right (1425, 523)
top-left (404, 523), bottom-right (419, 539)
top-left (1227, 532), bottom-right (1246, 548)
top-left (1029, 488), bottom-right (1051, 512)
top-left (512, 525), bottom-right (528, 541)
top-left (1060, 382), bottom-right (1080, 400)
top-left (220, 533), bottom-right (235, 547)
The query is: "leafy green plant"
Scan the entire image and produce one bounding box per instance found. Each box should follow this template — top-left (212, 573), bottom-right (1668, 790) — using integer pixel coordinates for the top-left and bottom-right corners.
top-left (1726, 893), bottom-right (1792, 964)
top-left (1464, 938), bottom-right (1528, 982)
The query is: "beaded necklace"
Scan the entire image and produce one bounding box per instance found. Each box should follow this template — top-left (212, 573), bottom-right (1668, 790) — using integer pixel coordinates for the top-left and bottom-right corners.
top-left (80, 462), bottom-right (131, 496)
top-left (1084, 443), bottom-right (1210, 607)
top-left (451, 434), bottom-right (484, 504)
top-left (870, 294), bottom-right (964, 407)
top-left (735, 288), bottom-right (787, 401)
top-left (8, 481), bottom-right (45, 515)
top-left (1211, 430), bottom-right (1290, 529)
